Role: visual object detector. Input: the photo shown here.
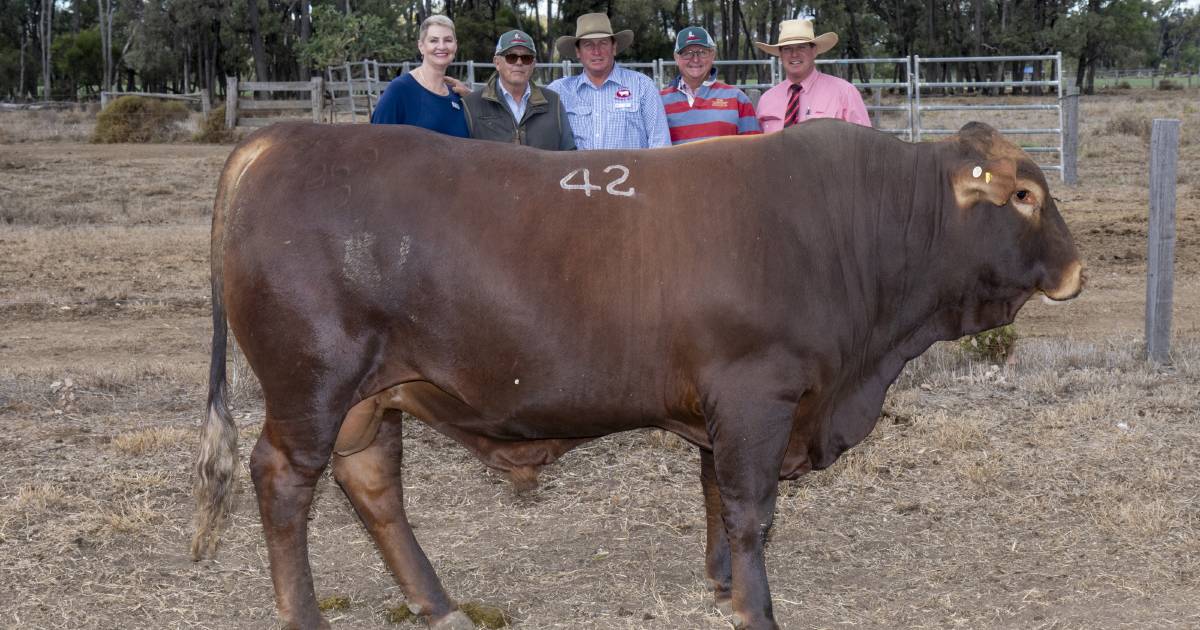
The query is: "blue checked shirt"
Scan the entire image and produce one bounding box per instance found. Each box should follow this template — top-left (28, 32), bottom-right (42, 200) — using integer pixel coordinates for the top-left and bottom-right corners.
top-left (547, 65), bottom-right (671, 150)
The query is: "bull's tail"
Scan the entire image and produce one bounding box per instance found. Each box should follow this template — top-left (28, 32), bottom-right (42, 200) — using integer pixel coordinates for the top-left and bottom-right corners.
top-left (191, 138), bottom-right (260, 561)
top-left (191, 287), bottom-right (237, 561)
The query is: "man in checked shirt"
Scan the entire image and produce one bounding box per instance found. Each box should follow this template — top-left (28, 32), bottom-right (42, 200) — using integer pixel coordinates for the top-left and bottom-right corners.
top-left (546, 12), bottom-right (670, 150)
top-left (754, 19), bottom-right (871, 133)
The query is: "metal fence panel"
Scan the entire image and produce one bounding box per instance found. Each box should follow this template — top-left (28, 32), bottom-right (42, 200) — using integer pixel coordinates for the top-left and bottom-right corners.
top-left (913, 52), bottom-right (1064, 181)
top-left (328, 53), bottom-right (1065, 170)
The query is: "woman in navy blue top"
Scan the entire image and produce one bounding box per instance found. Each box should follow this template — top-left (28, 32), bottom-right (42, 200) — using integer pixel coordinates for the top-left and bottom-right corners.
top-left (370, 15), bottom-right (469, 137)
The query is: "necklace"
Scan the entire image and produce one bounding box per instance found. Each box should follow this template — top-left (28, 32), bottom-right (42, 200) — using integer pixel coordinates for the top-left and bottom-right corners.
top-left (413, 67), bottom-right (448, 97)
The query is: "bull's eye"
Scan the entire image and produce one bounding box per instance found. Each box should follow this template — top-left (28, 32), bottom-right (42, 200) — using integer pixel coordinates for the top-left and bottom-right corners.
top-left (1011, 188), bottom-right (1039, 217)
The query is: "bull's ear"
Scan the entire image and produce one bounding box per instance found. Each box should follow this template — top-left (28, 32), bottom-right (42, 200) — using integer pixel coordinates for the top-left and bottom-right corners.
top-left (952, 157), bottom-right (1017, 208)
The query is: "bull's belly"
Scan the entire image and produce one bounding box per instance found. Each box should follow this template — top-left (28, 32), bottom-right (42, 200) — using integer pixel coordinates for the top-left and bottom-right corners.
top-left (336, 378), bottom-right (710, 481)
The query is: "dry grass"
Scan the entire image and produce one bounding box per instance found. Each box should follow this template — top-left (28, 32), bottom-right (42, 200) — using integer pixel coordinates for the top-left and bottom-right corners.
top-left (0, 109), bottom-right (97, 143)
top-left (111, 426), bottom-right (195, 455)
top-left (0, 93), bottom-right (1198, 628)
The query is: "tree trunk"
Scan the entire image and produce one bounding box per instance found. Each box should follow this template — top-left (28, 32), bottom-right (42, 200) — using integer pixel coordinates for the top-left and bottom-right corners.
top-left (248, 0), bottom-right (269, 81)
top-left (40, 0), bottom-right (53, 101)
top-left (184, 41), bottom-right (191, 93)
top-left (97, 0), bottom-right (108, 93)
top-left (19, 21), bottom-right (27, 99)
top-left (299, 0), bottom-right (311, 76)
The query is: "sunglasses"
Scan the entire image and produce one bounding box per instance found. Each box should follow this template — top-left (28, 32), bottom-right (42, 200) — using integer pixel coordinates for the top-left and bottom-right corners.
top-left (502, 53), bottom-right (535, 65)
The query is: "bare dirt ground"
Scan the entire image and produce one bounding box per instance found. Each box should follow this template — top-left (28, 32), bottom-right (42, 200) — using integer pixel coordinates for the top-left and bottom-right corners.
top-left (1, 91), bottom-right (1198, 630)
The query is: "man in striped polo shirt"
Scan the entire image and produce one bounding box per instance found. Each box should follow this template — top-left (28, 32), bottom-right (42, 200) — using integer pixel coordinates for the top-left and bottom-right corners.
top-left (659, 26), bottom-right (761, 145)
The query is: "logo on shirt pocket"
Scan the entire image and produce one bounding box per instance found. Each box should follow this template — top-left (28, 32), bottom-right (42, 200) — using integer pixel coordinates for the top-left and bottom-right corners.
top-left (615, 88), bottom-right (631, 99)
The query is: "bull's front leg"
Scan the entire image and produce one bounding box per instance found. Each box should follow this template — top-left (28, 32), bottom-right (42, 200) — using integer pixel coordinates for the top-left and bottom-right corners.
top-left (705, 395), bottom-right (793, 630)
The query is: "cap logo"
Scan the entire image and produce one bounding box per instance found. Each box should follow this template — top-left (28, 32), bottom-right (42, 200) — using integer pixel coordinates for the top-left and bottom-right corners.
top-left (513, 37), bottom-right (527, 43)
top-left (687, 33), bottom-right (700, 41)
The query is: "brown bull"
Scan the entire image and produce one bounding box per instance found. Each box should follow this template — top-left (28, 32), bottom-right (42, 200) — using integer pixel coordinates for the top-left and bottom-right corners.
top-left (192, 119), bottom-right (1083, 629)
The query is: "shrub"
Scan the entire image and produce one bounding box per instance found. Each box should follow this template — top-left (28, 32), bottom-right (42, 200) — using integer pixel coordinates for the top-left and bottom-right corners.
top-left (959, 324), bottom-right (1018, 364)
top-left (1115, 80), bottom-right (1132, 90)
top-left (92, 96), bottom-right (190, 143)
top-left (1156, 79), bottom-right (1180, 91)
top-left (193, 105), bottom-right (236, 144)
top-left (1104, 113), bottom-right (1151, 140)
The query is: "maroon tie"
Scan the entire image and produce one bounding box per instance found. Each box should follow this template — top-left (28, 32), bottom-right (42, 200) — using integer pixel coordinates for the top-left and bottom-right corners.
top-left (784, 83), bottom-right (802, 127)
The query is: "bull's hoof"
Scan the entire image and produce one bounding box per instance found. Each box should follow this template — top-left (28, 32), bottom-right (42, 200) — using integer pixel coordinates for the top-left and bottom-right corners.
top-left (431, 610), bottom-right (475, 629)
top-left (729, 611), bottom-right (781, 630)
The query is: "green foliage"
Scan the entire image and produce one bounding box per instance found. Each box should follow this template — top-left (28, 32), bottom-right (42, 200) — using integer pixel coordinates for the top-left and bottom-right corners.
top-left (54, 27), bottom-right (104, 94)
top-left (297, 5), bottom-right (409, 68)
top-left (959, 325), bottom-right (1018, 364)
top-left (92, 96), bottom-right (190, 143)
top-left (123, 1), bottom-right (179, 89)
top-left (0, 45), bottom-right (30, 99)
top-left (0, 0), bottom-right (1195, 98)
top-left (193, 105), bottom-right (235, 143)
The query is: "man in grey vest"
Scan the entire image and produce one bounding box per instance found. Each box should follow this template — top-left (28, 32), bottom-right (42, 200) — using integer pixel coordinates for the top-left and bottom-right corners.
top-left (462, 30), bottom-right (575, 150)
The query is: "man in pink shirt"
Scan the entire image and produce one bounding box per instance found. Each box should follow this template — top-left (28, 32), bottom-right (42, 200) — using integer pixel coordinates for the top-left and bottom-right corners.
top-left (754, 19), bottom-right (871, 133)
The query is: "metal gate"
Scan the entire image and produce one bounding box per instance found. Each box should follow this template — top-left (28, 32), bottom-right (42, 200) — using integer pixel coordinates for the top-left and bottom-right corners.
top-left (913, 53), bottom-right (1065, 179)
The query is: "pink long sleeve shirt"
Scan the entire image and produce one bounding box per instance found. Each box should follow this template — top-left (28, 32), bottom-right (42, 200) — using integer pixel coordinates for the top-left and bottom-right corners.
top-left (756, 70), bottom-right (871, 133)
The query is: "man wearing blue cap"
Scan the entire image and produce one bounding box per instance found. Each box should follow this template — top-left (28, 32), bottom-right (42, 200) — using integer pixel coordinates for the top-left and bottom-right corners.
top-left (462, 29), bottom-right (576, 150)
top-left (660, 26), bottom-right (761, 144)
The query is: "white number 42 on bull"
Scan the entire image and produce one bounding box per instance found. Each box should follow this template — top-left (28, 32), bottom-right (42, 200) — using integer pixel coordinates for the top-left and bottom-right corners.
top-left (559, 165), bottom-right (635, 198)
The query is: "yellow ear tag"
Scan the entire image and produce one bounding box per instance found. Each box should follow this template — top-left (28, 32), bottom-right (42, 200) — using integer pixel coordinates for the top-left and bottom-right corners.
top-left (985, 172), bottom-right (993, 184)
top-left (971, 166), bottom-right (983, 178)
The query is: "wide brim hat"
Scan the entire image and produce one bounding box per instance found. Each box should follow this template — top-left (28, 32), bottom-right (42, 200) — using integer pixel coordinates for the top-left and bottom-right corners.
top-left (753, 19), bottom-right (838, 57)
top-left (555, 13), bottom-right (634, 59)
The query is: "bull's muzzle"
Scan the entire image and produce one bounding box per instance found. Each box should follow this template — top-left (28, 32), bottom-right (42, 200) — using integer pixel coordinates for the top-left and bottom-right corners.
top-left (1041, 260), bottom-right (1085, 303)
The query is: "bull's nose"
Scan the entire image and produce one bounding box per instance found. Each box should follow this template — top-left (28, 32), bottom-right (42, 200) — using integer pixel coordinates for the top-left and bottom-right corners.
top-left (1043, 260), bottom-right (1085, 301)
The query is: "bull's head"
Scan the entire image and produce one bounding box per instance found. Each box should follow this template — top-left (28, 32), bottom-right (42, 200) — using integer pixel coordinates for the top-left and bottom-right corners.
top-left (947, 122), bottom-right (1084, 311)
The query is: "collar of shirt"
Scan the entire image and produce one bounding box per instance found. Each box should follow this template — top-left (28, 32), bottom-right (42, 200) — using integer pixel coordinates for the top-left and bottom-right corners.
top-left (499, 81), bottom-right (531, 121)
top-left (673, 69), bottom-right (717, 106)
top-left (570, 64), bottom-right (639, 93)
top-left (791, 68), bottom-right (823, 95)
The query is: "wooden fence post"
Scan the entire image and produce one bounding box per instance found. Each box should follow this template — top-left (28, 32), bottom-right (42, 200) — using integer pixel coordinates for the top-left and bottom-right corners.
top-left (1062, 87), bottom-right (1079, 185)
top-left (200, 89), bottom-right (211, 117)
top-left (311, 76), bottom-right (324, 123)
top-left (226, 76), bottom-right (238, 129)
top-left (100, 91), bottom-right (109, 110)
top-left (1145, 118), bottom-right (1180, 364)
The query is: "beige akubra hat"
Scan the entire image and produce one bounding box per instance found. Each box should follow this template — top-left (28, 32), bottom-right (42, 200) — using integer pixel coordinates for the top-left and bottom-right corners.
top-left (754, 19), bottom-right (838, 56)
top-left (555, 13), bottom-right (634, 59)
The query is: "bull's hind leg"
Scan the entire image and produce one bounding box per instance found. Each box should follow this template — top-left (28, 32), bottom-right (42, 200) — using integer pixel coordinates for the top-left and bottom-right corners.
top-left (331, 409), bottom-right (473, 630)
top-left (250, 415), bottom-right (339, 630)
top-left (699, 449), bottom-right (734, 617)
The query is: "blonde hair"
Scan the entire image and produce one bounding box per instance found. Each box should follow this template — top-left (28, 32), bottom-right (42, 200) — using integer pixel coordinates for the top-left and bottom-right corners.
top-left (419, 15), bottom-right (455, 41)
